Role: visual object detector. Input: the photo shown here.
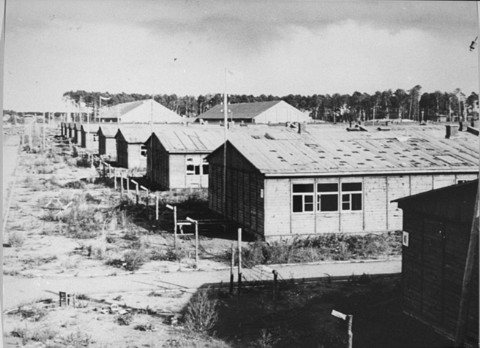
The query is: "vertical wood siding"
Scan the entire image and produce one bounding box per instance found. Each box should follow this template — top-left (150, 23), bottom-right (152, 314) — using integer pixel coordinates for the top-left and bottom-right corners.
top-left (401, 186), bottom-right (478, 346)
top-left (208, 144), bottom-right (264, 236)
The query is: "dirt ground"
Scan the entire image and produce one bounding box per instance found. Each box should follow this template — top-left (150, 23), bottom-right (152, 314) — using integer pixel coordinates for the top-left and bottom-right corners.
top-left (2, 126), bottom-right (234, 347)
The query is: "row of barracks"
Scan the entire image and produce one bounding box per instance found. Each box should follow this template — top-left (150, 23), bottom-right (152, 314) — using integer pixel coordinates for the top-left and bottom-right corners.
top-left (60, 100), bottom-right (479, 240)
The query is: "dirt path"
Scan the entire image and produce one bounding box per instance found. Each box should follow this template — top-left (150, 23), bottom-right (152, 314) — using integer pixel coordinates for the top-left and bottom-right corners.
top-left (4, 259), bottom-right (400, 310)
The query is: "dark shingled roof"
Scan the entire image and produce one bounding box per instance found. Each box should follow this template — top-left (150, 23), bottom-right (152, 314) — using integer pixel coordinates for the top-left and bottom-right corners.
top-left (197, 100), bottom-right (283, 120)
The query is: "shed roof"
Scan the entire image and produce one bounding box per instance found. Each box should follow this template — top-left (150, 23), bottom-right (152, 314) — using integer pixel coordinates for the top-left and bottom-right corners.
top-left (220, 126), bottom-right (479, 177)
top-left (197, 100), bottom-right (284, 120)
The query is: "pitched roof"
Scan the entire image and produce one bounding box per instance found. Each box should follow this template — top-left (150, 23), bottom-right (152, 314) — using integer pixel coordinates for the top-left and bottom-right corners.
top-left (197, 100), bottom-right (283, 120)
top-left (98, 100), bottom-right (146, 119)
top-left (221, 125), bottom-right (479, 177)
top-left (98, 124), bottom-right (120, 137)
top-left (81, 123), bottom-right (102, 133)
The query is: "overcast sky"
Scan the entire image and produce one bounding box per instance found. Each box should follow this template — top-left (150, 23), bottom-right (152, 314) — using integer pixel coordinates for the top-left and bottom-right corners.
top-left (4, 0), bottom-right (479, 111)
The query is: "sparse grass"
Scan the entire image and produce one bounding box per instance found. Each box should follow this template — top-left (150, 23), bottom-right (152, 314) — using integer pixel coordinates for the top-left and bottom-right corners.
top-left (11, 325), bottom-right (57, 345)
top-left (21, 255), bottom-right (58, 267)
top-left (46, 175), bottom-right (63, 188)
top-left (149, 248), bottom-right (189, 262)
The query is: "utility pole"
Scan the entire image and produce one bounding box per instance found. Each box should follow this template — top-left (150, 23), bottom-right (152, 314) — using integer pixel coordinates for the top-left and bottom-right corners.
top-left (454, 4), bottom-right (480, 346)
top-left (223, 68), bottom-right (228, 220)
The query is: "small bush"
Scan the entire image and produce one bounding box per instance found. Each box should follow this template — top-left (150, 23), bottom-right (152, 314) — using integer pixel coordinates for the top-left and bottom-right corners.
top-left (116, 312), bottom-right (134, 326)
top-left (63, 329), bottom-right (93, 347)
top-left (8, 231), bottom-right (25, 247)
top-left (134, 322), bottom-right (155, 331)
top-left (123, 249), bottom-right (147, 271)
top-left (183, 288), bottom-right (218, 333)
top-left (64, 180), bottom-right (86, 189)
top-left (106, 249), bottom-right (147, 271)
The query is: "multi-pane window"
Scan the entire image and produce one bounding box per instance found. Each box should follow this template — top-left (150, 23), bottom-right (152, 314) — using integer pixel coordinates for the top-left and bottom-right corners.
top-left (202, 159), bottom-right (209, 175)
top-left (186, 157), bottom-right (209, 175)
top-left (141, 145), bottom-right (147, 157)
top-left (292, 184), bottom-right (314, 213)
top-left (292, 181), bottom-right (363, 213)
top-left (341, 182), bottom-right (362, 211)
top-left (317, 183), bottom-right (339, 212)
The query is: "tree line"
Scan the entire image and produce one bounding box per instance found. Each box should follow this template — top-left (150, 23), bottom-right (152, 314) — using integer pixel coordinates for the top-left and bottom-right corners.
top-left (62, 86), bottom-right (478, 123)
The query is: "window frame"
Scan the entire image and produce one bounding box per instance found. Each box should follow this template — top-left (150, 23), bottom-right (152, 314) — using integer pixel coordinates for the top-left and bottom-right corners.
top-left (186, 156), bottom-right (209, 176)
top-left (292, 183), bottom-right (315, 213)
top-left (317, 183), bottom-right (339, 212)
top-left (341, 182), bottom-right (362, 211)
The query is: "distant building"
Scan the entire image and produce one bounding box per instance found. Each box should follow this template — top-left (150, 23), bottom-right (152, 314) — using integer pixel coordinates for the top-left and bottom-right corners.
top-left (80, 124), bottom-right (100, 151)
top-left (396, 180), bottom-right (478, 348)
top-left (98, 99), bottom-right (183, 124)
top-left (115, 125), bottom-right (165, 170)
top-left (145, 126), bottom-right (225, 190)
top-left (72, 123), bottom-right (82, 144)
top-left (197, 100), bottom-right (310, 124)
top-left (207, 125), bottom-right (479, 239)
top-left (97, 124), bottom-right (120, 161)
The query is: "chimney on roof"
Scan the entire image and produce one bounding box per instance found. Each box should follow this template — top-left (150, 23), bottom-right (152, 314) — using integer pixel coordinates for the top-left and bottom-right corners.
top-left (445, 124), bottom-right (459, 139)
top-left (297, 123), bottom-right (301, 134)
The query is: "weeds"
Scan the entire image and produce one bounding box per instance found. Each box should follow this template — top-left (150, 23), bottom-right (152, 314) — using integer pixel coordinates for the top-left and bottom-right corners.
top-left (17, 304), bottom-right (48, 321)
top-left (238, 232), bottom-right (402, 266)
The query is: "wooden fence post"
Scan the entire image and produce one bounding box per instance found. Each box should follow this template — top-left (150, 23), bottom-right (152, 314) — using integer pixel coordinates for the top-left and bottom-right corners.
top-left (347, 315), bottom-right (353, 348)
top-left (126, 176), bottom-right (130, 195)
top-left (174, 206), bottom-right (177, 249)
top-left (230, 245), bottom-right (235, 294)
top-left (195, 220), bottom-right (199, 267)
top-left (273, 270), bottom-right (278, 302)
top-left (186, 217), bottom-right (199, 268)
top-left (120, 172), bottom-right (124, 195)
top-left (166, 204), bottom-right (177, 249)
top-left (155, 195), bottom-right (159, 221)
